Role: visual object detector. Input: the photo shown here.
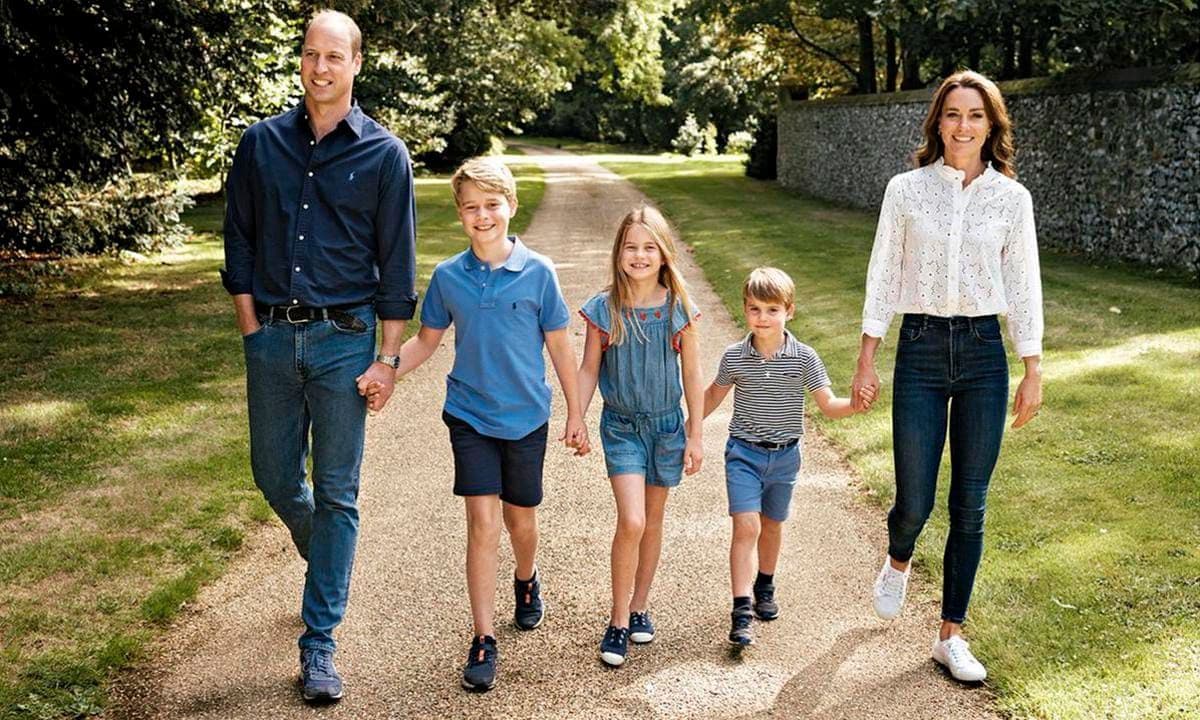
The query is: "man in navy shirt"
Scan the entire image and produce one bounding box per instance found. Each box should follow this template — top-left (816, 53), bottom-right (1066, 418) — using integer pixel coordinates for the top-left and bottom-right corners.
top-left (220, 9), bottom-right (416, 703)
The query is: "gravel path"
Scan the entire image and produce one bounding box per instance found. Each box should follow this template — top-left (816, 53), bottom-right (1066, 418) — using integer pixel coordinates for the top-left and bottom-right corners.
top-left (110, 146), bottom-right (1000, 719)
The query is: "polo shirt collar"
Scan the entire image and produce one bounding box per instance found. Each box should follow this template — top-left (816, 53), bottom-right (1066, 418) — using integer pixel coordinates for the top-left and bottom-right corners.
top-left (462, 236), bottom-right (529, 272)
top-left (739, 329), bottom-right (802, 359)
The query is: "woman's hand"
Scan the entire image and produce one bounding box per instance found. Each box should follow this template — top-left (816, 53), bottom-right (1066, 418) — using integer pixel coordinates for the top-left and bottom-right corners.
top-left (1011, 358), bottom-right (1042, 429)
top-left (852, 363), bottom-right (880, 412)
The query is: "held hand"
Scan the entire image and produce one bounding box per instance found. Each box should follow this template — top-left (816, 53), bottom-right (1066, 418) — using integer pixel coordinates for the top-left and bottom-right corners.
top-left (683, 436), bottom-right (703, 475)
top-left (851, 364), bottom-right (880, 413)
top-left (1011, 370), bottom-right (1043, 429)
top-left (355, 362), bottom-right (396, 413)
top-left (561, 416), bottom-right (589, 457)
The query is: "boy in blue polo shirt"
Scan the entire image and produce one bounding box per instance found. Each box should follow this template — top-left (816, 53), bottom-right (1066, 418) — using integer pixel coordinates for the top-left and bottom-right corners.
top-left (368, 157), bottom-right (587, 692)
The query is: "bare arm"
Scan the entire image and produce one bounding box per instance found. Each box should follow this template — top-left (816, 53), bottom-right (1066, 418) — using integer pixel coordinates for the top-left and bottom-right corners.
top-left (811, 386), bottom-right (856, 419)
top-left (679, 328), bottom-right (704, 475)
top-left (851, 333), bottom-right (883, 411)
top-left (545, 327), bottom-right (588, 454)
top-left (577, 323), bottom-right (603, 417)
top-left (703, 381), bottom-right (732, 419)
top-left (397, 325), bottom-right (445, 377)
top-left (232, 293), bottom-right (260, 336)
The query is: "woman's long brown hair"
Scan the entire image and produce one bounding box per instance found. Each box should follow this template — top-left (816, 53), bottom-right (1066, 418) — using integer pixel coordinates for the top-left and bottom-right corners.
top-left (915, 70), bottom-right (1016, 178)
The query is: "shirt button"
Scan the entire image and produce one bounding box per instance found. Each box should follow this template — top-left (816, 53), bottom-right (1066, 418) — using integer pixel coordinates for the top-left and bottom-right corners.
top-left (307, 171), bottom-right (314, 177)
top-left (298, 235), bottom-right (304, 240)
top-left (291, 299), bottom-right (299, 305)
top-left (309, 140), bottom-right (314, 146)
top-left (302, 203), bottom-right (309, 210)
top-left (294, 266), bottom-right (301, 272)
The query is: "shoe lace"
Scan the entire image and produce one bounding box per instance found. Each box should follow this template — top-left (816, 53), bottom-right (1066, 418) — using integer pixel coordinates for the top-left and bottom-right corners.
top-left (880, 567), bottom-right (906, 595)
top-left (732, 611), bottom-right (753, 630)
top-left (605, 626), bottom-right (628, 644)
top-left (470, 637), bottom-right (495, 665)
top-left (303, 650), bottom-right (333, 678)
top-left (630, 611), bottom-right (648, 627)
top-left (946, 637), bottom-right (974, 665)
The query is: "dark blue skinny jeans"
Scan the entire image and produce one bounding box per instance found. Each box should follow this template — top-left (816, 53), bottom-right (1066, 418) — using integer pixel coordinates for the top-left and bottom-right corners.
top-left (888, 313), bottom-right (1009, 624)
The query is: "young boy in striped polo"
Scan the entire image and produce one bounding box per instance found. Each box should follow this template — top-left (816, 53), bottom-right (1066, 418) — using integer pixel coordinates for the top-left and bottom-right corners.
top-left (703, 267), bottom-right (874, 646)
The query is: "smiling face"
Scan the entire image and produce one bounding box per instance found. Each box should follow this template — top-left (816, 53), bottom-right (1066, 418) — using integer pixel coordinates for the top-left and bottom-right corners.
top-left (456, 180), bottom-right (516, 248)
top-left (619, 224), bottom-right (665, 285)
top-left (300, 15), bottom-right (361, 112)
top-left (938, 86), bottom-right (991, 164)
top-left (743, 295), bottom-right (794, 342)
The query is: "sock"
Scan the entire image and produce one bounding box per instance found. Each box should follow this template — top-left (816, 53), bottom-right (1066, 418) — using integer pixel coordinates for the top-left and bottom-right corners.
top-left (755, 571), bottom-right (774, 588)
top-left (516, 567), bottom-right (536, 584)
top-left (733, 596), bottom-right (752, 611)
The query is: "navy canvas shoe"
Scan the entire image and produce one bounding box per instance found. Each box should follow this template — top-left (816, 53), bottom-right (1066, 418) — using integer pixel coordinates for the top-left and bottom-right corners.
top-left (514, 569), bottom-right (545, 630)
top-left (461, 635), bottom-right (498, 691)
top-left (628, 611), bottom-right (656, 644)
top-left (299, 648), bottom-right (343, 703)
top-left (599, 625), bottom-right (629, 667)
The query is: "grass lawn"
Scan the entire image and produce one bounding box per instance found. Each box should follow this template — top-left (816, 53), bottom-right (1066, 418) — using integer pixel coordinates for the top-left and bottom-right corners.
top-left (595, 154), bottom-right (1199, 720)
top-left (0, 164), bottom-right (544, 719)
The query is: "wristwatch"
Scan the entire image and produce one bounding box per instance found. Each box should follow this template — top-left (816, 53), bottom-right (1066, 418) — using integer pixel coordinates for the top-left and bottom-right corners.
top-left (375, 354), bottom-right (401, 369)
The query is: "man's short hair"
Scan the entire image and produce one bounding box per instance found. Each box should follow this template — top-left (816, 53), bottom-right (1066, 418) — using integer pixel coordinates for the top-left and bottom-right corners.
top-left (307, 9), bottom-right (362, 56)
top-left (451, 157), bottom-right (518, 207)
top-left (743, 267), bottom-right (795, 307)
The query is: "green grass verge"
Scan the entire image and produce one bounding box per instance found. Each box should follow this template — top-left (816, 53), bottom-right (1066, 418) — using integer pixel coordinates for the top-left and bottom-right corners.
top-left (597, 154), bottom-right (1200, 720)
top-left (0, 164), bottom-right (544, 719)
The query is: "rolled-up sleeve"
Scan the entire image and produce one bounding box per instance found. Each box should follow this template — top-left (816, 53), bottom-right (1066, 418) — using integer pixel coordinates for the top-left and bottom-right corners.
top-left (862, 176), bottom-right (906, 338)
top-left (1002, 187), bottom-right (1044, 357)
top-left (374, 141), bottom-right (419, 320)
top-left (220, 130), bottom-right (257, 295)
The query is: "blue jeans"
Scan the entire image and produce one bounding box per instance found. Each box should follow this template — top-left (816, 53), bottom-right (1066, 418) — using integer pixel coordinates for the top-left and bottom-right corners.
top-left (242, 304), bottom-right (375, 652)
top-left (724, 437), bottom-right (801, 521)
top-left (888, 314), bottom-right (1009, 624)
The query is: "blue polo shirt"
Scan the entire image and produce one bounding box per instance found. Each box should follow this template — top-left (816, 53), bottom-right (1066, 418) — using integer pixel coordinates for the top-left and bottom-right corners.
top-left (421, 237), bottom-right (570, 439)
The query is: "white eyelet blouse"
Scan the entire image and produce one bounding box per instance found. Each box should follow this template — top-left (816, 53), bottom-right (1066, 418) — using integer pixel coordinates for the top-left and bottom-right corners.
top-left (862, 158), bottom-right (1044, 358)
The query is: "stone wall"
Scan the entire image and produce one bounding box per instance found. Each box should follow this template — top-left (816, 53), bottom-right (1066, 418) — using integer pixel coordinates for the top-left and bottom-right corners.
top-left (777, 66), bottom-right (1200, 277)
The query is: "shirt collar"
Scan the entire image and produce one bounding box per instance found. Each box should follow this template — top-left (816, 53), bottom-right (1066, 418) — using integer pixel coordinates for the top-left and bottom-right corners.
top-left (934, 156), bottom-right (994, 186)
top-left (293, 100), bottom-right (365, 138)
top-left (462, 236), bottom-right (529, 272)
top-left (739, 329), bottom-right (801, 359)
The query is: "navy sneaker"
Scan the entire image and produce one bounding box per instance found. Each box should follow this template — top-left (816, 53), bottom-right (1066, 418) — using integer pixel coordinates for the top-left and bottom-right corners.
top-left (753, 580), bottom-right (779, 621)
top-left (461, 635), bottom-right (498, 692)
top-left (599, 625), bottom-right (629, 667)
top-left (729, 607), bottom-right (754, 646)
top-left (629, 610), bottom-right (656, 644)
top-left (514, 569), bottom-right (545, 630)
top-left (299, 648), bottom-right (343, 703)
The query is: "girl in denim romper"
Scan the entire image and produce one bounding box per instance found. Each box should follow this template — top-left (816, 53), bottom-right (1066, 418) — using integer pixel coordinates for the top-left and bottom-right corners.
top-left (577, 205), bottom-right (704, 668)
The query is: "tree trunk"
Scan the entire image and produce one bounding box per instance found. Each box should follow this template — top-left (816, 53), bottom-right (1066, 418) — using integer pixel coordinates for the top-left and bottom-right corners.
top-left (886, 29), bottom-right (898, 91)
top-left (857, 14), bottom-right (877, 93)
top-left (1000, 11), bottom-right (1015, 79)
top-left (1018, 19), bottom-right (1034, 77)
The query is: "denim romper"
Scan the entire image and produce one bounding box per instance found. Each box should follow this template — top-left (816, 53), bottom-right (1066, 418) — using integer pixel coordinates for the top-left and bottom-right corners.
top-left (580, 292), bottom-right (699, 487)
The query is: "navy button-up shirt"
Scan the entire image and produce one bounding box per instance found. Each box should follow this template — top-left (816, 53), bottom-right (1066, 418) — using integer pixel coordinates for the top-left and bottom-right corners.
top-left (221, 103), bottom-right (418, 320)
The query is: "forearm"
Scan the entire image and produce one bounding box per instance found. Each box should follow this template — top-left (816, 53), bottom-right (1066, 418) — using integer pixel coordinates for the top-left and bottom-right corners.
top-left (856, 334), bottom-right (883, 368)
top-left (820, 396), bottom-right (855, 419)
top-left (703, 383), bottom-right (726, 419)
top-left (377, 319), bottom-right (407, 357)
top-left (682, 367), bottom-right (705, 436)
top-left (576, 367), bottom-right (599, 416)
top-left (232, 294), bottom-right (258, 335)
top-left (397, 330), bottom-right (440, 377)
top-left (546, 332), bottom-right (583, 418)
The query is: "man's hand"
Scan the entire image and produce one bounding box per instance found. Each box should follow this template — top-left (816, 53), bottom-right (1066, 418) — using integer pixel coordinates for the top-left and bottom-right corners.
top-left (356, 362), bottom-right (396, 413)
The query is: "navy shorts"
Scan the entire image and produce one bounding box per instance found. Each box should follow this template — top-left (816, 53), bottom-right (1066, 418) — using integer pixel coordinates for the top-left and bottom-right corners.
top-left (443, 411), bottom-right (548, 507)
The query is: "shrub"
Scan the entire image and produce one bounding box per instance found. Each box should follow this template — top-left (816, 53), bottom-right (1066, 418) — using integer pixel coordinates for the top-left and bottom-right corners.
top-left (744, 114), bottom-right (777, 179)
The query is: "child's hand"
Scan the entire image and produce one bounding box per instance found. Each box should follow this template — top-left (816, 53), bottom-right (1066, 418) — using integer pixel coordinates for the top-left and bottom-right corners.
top-left (561, 417), bottom-right (589, 457)
top-left (856, 384), bottom-right (877, 413)
top-left (683, 437), bottom-right (703, 475)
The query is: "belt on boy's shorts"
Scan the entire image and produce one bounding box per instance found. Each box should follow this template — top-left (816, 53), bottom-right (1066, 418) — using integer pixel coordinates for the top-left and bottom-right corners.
top-left (740, 436), bottom-right (799, 451)
top-left (255, 302), bottom-right (369, 331)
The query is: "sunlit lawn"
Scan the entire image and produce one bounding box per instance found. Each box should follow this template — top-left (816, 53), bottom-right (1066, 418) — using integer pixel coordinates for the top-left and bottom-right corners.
top-left (596, 154), bottom-right (1200, 720)
top-left (0, 165), bottom-right (543, 719)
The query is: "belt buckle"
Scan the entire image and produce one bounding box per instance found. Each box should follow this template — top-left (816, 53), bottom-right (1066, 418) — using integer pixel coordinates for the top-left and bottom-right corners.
top-left (284, 306), bottom-right (311, 324)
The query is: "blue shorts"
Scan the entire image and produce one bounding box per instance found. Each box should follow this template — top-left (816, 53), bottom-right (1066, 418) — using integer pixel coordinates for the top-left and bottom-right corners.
top-left (724, 436), bottom-right (802, 521)
top-left (443, 411), bottom-right (548, 507)
top-left (599, 406), bottom-right (686, 487)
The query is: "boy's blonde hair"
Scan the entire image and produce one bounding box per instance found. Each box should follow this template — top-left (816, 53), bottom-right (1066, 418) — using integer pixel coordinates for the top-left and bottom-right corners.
top-left (607, 204), bottom-right (695, 346)
top-left (743, 267), bottom-right (795, 307)
top-left (451, 157), bottom-right (518, 207)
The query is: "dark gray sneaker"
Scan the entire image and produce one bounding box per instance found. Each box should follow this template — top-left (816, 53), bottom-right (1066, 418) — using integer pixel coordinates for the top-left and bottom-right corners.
top-left (729, 607), bottom-right (754, 646)
top-left (514, 569), bottom-right (544, 630)
top-left (461, 635), bottom-right (498, 692)
top-left (299, 648), bottom-right (343, 703)
top-left (629, 611), bottom-right (656, 643)
top-left (753, 580), bottom-right (779, 621)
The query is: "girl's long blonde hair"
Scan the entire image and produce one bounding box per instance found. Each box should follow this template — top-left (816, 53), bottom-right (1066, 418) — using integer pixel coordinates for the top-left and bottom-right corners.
top-left (606, 204), bottom-right (695, 346)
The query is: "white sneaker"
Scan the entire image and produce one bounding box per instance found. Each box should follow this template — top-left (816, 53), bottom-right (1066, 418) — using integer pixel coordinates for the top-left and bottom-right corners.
top-left (932, 635), bottom-right (987, 682)
top-left (872, 557), bottom-right (909, 619)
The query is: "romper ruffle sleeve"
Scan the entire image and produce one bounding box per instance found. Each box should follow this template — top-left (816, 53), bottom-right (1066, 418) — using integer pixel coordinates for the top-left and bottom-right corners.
top-left (669, 300), bottom-right (701, 353)
top-left (579, 292), bottom-right (613, 350)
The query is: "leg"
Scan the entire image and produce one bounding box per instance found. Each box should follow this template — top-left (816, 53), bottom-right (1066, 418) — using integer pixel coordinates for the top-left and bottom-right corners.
top-left (729, 512), bottom-right (762, 598)
top-left (888, 358), bottom-right (949, 569)
top-left (502, 503), bottom-right (539, 581)
top-left (297, 319), bottom-right (373, 652)
top-left (629, 484), bottom-right (669, 613)
top-left (243, 324), bottom-right (314, 559)
top-left (757, 516), bottom-right (784, 575)
top-left (465, 495), bottom-right (503, 637)
top-left (609, 474), bottom-right (646, 626)
top-left (941, 352), bottom-right (1008, 631)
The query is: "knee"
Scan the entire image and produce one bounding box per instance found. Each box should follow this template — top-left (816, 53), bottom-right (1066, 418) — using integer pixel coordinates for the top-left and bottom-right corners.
top-left (467, 512), bottom-right (501, 542)
top-left (760, 517), bottom-right (783, 537)
top-left (732, 514), bottom-right (761, 542)
top-left (889, 503), bottom-right (931, 535)
top-left (615, 513), bottom-right (646, 541)
top-left (948, 502), bottom-right (987, 536)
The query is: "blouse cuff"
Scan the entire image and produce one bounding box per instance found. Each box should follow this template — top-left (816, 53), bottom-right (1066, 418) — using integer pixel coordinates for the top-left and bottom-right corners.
top-left (861, 319), bottom-right (889, 339)
top-left (1015, 340), bottom-right (1042, 359)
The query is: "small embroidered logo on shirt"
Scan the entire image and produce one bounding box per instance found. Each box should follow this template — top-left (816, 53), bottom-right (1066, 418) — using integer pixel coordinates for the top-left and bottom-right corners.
top-left (347, 171), bottom-right (356, 182)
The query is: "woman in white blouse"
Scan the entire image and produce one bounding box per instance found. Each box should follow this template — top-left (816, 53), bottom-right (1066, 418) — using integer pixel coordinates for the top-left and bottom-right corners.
top-left (851, 70), bottom-right (1044, 683)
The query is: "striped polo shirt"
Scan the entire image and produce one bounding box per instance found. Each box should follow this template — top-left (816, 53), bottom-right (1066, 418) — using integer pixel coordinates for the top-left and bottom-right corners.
top-left (714, 330), bottom-right (831, 444)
